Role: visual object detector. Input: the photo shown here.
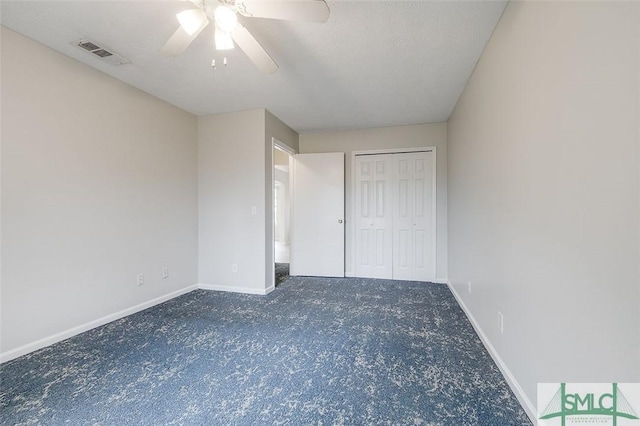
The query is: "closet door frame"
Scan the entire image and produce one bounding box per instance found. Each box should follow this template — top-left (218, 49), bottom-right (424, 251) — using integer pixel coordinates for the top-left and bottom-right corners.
top-left (350, 147), bottom-right (437, 280)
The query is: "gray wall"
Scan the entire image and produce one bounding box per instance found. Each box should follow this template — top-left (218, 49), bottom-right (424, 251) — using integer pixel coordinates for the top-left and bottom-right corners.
top-left (198, 110), bottom-right (267, 293)
top-left (300, 123), bottom-right (448, 281)
top-left (198, 109), bottom-right (298, 293)
top-left (447, 1), bottom-right (640, 415)
top-left (1, 27), bottom-right (198, 358)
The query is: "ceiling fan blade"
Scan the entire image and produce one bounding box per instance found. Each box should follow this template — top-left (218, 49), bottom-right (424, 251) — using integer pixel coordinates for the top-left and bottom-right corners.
top-left (231, 25), bottom-right (279, 74)
top-left (239, 0), bottom-right (329, 23)
top-left (160, 21), bottom-right (209, 57)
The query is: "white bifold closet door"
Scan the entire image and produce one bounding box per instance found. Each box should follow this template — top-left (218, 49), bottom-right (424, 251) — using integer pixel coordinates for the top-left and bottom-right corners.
top-left (392, 152), bottom-right (435, 281)
top-left (355, 151), bottom-right (435, 282)
top-left (354, 155), bottom-right (393, 279)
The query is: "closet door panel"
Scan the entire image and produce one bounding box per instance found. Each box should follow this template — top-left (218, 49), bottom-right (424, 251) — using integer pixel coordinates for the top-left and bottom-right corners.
top-left (392, 152), bottom-right (435, 282)
top-left (355, 156), bottom-right (392, 278)
top-left (410, 152), bottom-right (435, 281)
top-left (392, 155), bottom-right (415, 281)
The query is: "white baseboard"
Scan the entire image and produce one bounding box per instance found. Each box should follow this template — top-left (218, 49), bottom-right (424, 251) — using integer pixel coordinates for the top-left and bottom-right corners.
top-left (1, 282), bottom-right (278, 364)
top-left (447, 282), bottom-right (536, 423)
top-left (197, 283), bottom-right (274, 295)
top-left (0, 284), bottom-right (198, 364)
top-left (5, 278), bottom-right (534, 425)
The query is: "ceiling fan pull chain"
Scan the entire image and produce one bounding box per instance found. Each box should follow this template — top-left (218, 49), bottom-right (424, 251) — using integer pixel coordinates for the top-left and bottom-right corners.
top-left (211, 58), bottom-right (229, 70)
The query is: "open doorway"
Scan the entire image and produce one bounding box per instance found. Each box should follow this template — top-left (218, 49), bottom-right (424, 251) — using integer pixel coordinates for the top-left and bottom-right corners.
top-left (273, 143), bottom-right (294, 285)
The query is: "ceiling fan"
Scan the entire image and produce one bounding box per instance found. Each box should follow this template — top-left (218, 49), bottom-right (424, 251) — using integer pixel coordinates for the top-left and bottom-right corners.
top-left (161, 0), bottom-right (330, 74)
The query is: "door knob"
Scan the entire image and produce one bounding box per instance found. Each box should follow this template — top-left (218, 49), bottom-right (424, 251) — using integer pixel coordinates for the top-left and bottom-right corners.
top-left (338, 219), bottom-right (343, 223)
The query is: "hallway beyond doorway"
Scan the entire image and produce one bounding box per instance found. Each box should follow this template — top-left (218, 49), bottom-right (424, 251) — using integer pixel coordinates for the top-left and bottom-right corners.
top-left (275, 241), bottom-right (290, 263)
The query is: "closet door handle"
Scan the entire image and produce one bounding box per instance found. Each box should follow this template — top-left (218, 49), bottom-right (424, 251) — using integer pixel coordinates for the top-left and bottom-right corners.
top-left (338, 219), bottom-right (343, 224)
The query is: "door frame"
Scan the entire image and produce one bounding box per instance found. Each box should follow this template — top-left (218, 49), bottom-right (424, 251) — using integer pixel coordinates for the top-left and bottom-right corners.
top-left (270, 138), bottom-right (297, 289)
top-left (350, 147), bottom-right (437, 279)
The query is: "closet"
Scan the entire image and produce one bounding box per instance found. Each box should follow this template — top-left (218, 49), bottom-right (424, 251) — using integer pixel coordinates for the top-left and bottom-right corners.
top-left (354, 150), bottom-right (435, 281)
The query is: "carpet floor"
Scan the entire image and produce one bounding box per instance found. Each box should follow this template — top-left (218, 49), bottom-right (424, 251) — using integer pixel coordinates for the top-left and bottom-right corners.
top-left (275, 263), bottom-right (290, 285)
top-left (1, 277), bottom-right (532, 425)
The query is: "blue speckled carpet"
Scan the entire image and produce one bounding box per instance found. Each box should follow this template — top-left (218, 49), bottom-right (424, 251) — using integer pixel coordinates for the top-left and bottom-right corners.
top-left (1, 277), bottom-right (531, 425)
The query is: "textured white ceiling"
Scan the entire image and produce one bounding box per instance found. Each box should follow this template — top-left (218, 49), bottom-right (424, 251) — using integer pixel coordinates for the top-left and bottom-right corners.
top-left (0, 1), bottom-right (507, 132)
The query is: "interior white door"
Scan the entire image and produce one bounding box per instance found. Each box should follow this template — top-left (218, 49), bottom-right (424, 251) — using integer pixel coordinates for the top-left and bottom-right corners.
top-left (354, 155), bottom-right (393, 278)
top-left (392, 151), bottom-right (435, 281)
top-left (290, 152), bottom-right (345, 277)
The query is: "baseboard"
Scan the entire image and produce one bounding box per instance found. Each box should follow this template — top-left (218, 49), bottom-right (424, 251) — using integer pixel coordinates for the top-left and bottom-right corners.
top-left (447, 282), bottom-right (537, 423)
top-left (345, 271), bottom-right (354, 277)
top-left (0, 284), bottom-right (198, 364)
top-left (198, 283), bottom-right (274, 295)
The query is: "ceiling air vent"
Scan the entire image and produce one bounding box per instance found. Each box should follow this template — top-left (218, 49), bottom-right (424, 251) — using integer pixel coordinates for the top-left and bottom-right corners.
top-left (74, 39), bottom-right (131, 66)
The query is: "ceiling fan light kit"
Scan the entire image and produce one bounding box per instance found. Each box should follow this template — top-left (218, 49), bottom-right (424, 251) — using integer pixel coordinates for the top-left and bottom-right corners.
top-left (177, 9), bottom-right (208, 36)
top-left (214, 24), bottom-right (234, 50)
top-left (162, 0), bottom-right (330, 74)
top-left (213, 5), bottom-right (238, 33)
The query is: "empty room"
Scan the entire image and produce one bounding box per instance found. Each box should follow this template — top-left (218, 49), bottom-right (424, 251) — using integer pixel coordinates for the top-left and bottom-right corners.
top-left (1, 1), bottom-right (639, 425)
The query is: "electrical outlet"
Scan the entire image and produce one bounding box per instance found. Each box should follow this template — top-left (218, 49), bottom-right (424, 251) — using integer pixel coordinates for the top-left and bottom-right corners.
top-left (162, 268), bottom-right (169, 279)
top-left (467, 281), bottom-right (472, 294)
top-left (137, 273), bottom-right (144, 286)
top-left (232, 264), bottom-right (238, 273)
top-left (498, 312), bottom-right (504, 334)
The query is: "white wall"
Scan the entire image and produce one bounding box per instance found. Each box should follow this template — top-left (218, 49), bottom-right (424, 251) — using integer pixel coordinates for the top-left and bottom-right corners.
top-left (299, 123), bottom-right (448, 281)
top-left (198, 110), bottom-right (267, 293)
top-left (274, 168), bottom-right (290, 243)
top-left (1, 27), bottom-right (198, 358)
top-left (198, 109), bottom-right (298, 293)
top-left (447, 1), bottom-right (640, 416)
top-left (274, 148), bottom-right (291, 244)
